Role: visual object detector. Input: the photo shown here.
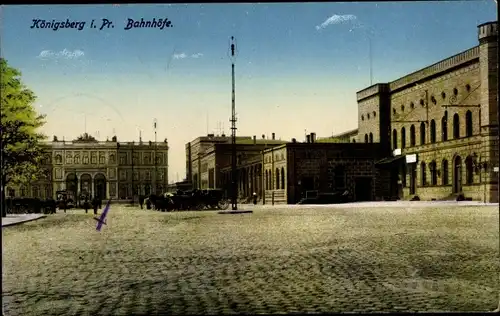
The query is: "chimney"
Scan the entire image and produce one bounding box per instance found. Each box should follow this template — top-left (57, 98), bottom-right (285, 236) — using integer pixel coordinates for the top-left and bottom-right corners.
top-left (306, 134), bottom-right (311, 143)
top-left (272, 133), bottom-right (275, 140)
top-left (311, 133), bottom-right (316, 143)
top-left (253, 135), bottom-right (256, 145)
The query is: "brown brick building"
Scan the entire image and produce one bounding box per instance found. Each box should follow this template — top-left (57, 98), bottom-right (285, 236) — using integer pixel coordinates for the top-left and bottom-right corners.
top-left (261, 142), bottom-right (387, 204)
top-left (6, 133), bottom-right (169, 201)
top-left (357, 21), bottom-right (498, 202)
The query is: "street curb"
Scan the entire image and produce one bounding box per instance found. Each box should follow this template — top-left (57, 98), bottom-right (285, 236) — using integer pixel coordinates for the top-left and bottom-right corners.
top-left (1, 215), bottom-right (47, 227)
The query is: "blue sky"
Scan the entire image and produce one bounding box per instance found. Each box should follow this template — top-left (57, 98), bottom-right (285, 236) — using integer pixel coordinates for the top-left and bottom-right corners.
top-left (1, 2), bottom-right (496, 182)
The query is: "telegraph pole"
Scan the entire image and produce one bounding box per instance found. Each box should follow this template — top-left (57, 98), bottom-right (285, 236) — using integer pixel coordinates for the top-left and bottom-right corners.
top-left (230, 36), bottom-right (238, 211)
top-left (154, 118), bottom-right (158, 194)
top-left (131, 141), bottom-right (135, 204)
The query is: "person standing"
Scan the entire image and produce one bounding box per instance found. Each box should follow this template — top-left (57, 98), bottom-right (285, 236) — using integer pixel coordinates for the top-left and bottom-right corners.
top-left (139, 195), bottom-right (144, 209)
top-left (92, 196), bottom-right (98, 215)
top-left (84, 196), bottom-right (89, 214)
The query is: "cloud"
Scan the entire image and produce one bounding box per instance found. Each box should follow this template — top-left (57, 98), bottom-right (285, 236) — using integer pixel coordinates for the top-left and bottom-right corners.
top-left (316, 14), bottom-right (357, 30)
top-left (37, 49), bottom-right (85, 59)
top-left (173, 53), bottom-right (187, 59)
top-left (173, 52), bottom-right (204, 60)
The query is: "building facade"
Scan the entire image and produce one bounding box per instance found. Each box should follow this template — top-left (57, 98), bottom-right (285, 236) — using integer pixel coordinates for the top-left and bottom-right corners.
top-left (261, 142), bottom-right (388, 204)
top-left (6, 133), bottom-right (169, 200)
top-left (357, 21), bottom-right (498, 202)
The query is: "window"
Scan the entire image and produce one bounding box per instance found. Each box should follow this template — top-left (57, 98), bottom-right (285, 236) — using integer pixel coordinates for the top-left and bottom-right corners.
top-left (420, 162), bottom-right (427, 186)
top-left (91, 155), bottom-right (97, 164)
top-left (109, 154), bottom-right (116, 164)
top-left (442, 159), bottom-right (449, 185)
top-left (372, 111), bottom-right (376, 118)
top-left (120, 155), bottom-right (127, 165)
top-left (74, 155), bottom-right (80, 164)
top-left (453, 113), bottom-right (460, 139)
top-left (66, 154), bottom-right (73, 164)
top-left (410, 125), bottom-right (416, 146)
top-left (393, 108), bottom-right (396, 115)
top-left (466, 156), bottom-right (474, 184)
top-left (465, 110), bottom-right (473, 137)
top-left (465, 84), bottom-right (471, 92)
top-left (156, 155), bottom-right (162, 165)
top-left (430, 161), bottom-right (437, 185)
top-left (367, 113), bottom-right (370, 119)
top-left (420, 122), bottom-right (426, 145)
top-left (401, 105), bottom-right (405, 112)
top-left (401, 127), bottom-right (406, 149)
top-left (99, 156), bottom-right (105, 164)
top-left (369, 133), bottom-right (373, 143)
top-left (402, 164), bottom-right (407, 187)
top-left (32, 186), bottom-right (39, 198)
top-left (133, 171), bottom-right (139, 181)
top-left (20, 186), bottom-right (26, 196)
top-left (441, 91), bottom-right (446, 100)
top-left (430, 120), bottom-right (436, 143)
top-left (55, 155), bottom-right (62, 164)
top-left (146, 171), bottom-right (151, 180)
top-left (364, 134), bottom-right (368, 143)
top-left (392, 129), bottom-right (398, 150)
top-left (83, 155), bottom-right (89, 164)
top-left (119, 171), bottom-right (126, 181)
top-left (361, 115), bottom-right (365, 121)
top-left (453, 88), bottom-right (458, 95)
top-left (420, 99), bottom-right (425, 106)
top-left (410, 102), bottom-right (415, 109)
top-left (441, 112), bottom-right (448, 141)
top-left (144, 155), bottom-right (151, 164)
top-left (275, 168), bottom-right (280, 189)
top-left (281, 167), bottom-right (285, 190)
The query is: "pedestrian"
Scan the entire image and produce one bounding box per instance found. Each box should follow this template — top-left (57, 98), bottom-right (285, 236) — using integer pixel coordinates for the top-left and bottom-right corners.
top-left (252, 192), bottom-right (258, 205)
top-left (84, 196), bottom-right (89, 214)
top-left (92, 196), bottom-right (98, 215)
top-left (62, 195), bottom-right (67, 213)
top-left (98, 196), bottom-right (102, 209)
top-left (139, 195), bottom-right (144, 209)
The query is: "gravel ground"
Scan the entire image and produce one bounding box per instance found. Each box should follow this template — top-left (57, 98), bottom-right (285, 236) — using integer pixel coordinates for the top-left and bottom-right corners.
top-left (2, 204), bottom-right (499, 315)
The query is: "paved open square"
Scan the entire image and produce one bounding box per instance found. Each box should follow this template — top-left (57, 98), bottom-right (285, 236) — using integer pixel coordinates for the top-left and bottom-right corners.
top-left (2, 202), bottom-right (499, 315)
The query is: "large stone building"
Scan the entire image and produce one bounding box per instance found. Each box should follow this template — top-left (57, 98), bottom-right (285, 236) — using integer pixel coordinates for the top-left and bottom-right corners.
top-left (185, 133), bottom-right (286, 191)
top-left (357, 21), bottom-right (498, 202)
top-left (6, 133), bottom-right (169, 201)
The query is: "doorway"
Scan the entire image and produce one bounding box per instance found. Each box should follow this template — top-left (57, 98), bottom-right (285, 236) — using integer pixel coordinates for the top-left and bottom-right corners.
top-left (409, 164), bottom-right (417, 195)
top-left (453, 155), bottom-right (462, 194)
top-left (355, 177), bottom-right (372, 201)
top-left (94, 173), bottom-right (107, 200)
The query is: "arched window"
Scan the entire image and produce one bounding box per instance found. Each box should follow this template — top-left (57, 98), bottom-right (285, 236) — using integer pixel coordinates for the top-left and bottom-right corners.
top-left (441, 112), bottom-right (448, 141)
top-left (55, 154), bottom-right (62, 164)
top-left (410, 125), bottom-right (416, 146)
top-left (401, 127), bottom-right (406, 149)
top-left (453, 113), bottom-right (460, 139)
top-left (466, 156), bottom-right (474, 184)
top-left (430, 120), bottom-right (436, 143)
top-left (369, 133), bottom-right (373, 143)
top-left (420, 161), bottom-right (427, 186)
top-left (392, 129), bottom-right (398, 150)
top-left (275, 168), bottom-right (280, 190)
top-left (420, 122), bottom-right (426, 145)
top-left (364, 134), bottom-right (368, 143)
top-left (74, 155), bottom-right (80, 164)
top-left (465, 110), bottom-right (473, 137)
top-left (281, 167), bottom-right (285, 190)
top-left (442, 159), bottom-right (449, 185)
top-left (430, 161), bottom-right (437, 185)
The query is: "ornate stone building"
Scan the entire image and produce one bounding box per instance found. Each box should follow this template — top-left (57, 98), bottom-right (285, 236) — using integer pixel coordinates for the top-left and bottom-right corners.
top-left (6, 133), bottom-right (169, 200)
top-left (358, 21), bottom-right (498, 202)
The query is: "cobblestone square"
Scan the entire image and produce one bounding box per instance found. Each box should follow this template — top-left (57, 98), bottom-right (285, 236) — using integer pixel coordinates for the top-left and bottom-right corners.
top-left (2, 203), bottom-right (499, 315)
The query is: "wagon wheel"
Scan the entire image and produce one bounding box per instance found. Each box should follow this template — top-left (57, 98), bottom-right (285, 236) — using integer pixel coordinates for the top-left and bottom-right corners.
top-left (218, 199), bottom-right (230, 210)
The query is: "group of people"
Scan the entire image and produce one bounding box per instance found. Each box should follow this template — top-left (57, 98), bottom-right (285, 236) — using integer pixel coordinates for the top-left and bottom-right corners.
top-left (82, 195), bottom-right (103, 215)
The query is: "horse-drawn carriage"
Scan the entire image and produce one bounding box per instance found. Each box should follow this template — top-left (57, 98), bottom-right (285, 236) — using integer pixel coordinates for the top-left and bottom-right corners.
top-left (147, 189), bottom-right (230, 211)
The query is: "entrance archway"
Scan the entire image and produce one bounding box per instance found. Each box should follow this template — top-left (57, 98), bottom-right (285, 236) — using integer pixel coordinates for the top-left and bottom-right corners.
top-left (94, 173), bottom-right (107, 200)
top-left (453, 155), bottom-right (462, 194)
top-left (66, 173), bottom-right (77, 196)
top-left (80, 174), bottom-right (92, 196)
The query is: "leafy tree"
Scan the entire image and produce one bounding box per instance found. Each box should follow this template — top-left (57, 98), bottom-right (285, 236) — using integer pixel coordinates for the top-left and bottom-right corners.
top-left (1, 58), bottom-right (46, 216)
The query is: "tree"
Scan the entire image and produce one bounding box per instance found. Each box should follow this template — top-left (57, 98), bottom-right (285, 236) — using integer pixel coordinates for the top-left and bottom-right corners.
top-left (1, 58), bottom-right (46, 216)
